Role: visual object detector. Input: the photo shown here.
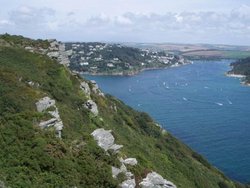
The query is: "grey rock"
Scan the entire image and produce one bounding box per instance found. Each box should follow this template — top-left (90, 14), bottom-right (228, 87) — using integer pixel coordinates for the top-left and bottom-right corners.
top-left (91, 129), bottom-right (114, 151)
top-left (39, 118), bottom-right (58, 128)
top-left (47, 51), bottom-right (60, 59)
top-left (84, 99), bottom-right (98, 116)
top-left (109, 144), bottom-right (124, 153)
top-left (91, 128), bottom-right (123, 152)
top-left (120, 179), bottom-right (136, 188)
top-left (139, 172), bottom-right (176, 188)
top-left (125, 172), bottom-right (134, 179)
top-left (112, 166), bottom-right (122, 178)
top-left (123, 158), bottom-right (138, 166)
top-left (80, 81), bottom-right (91, 96)
top-left (90, 80), bottom-right (105, 96)
top-left (36, 97), bottom-right (64, 138)
top-left (25, 46), bottom-right (34, 52)
top-left (36, 97), bottom-right (55, 112)
top-left (120, 163), bottom-right (127, 173)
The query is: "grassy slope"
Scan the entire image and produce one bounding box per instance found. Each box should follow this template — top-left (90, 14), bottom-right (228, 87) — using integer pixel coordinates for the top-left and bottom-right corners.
top-left (0, 35), bottom-right (247, 188)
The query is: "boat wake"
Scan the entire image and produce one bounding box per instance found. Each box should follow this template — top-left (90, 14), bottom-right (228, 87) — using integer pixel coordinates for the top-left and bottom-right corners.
top-left (215, 102), bottom-right (223, 106)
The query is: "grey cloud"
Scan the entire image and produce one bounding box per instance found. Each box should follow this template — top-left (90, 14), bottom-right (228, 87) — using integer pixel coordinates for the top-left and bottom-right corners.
top-left (1, 4), bottom-right (250, 45)
top-left (9, 5), bottom-right (55, 28)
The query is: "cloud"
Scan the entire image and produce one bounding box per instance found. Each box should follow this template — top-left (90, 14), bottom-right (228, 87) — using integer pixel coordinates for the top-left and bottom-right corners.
top-left (9, 5), bottom-right (55, 28)
top-left (1, 3), bottom-right (250, 45)
top-left (0, 19), bottom-right (13, 27)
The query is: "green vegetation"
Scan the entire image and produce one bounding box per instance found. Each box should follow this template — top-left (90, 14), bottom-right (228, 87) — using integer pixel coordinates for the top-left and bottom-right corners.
top-left (181, 50), bottom-right (250, 60)
top-left (228, 57), bottom-right (250, 84)
top-left (224, 51), bottom-right (250, 59)
top-left (66, 42), bottom-right (188, 75)
top-left (0, 34), bottom-right (248, 187)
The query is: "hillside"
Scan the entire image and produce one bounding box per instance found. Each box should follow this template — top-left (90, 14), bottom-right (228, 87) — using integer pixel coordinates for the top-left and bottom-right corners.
top-left (65, 42), bottom-right (191, 75)
top-left (124, 43), bottom-right (250, 60)
top-left (227, 57), bottom-right (250, 85)
top-left (0, 34), bottom-right (248, 188)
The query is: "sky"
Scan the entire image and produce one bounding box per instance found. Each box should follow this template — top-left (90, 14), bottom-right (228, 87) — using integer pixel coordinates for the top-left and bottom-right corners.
top-left (0, 0), bottom-right (250, 45)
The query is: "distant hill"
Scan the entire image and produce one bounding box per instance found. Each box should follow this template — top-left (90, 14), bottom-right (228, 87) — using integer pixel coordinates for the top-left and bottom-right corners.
top-left (65, 42), bottom-right (191, 75)
top-left (124, 42), bottom-right (250, 60)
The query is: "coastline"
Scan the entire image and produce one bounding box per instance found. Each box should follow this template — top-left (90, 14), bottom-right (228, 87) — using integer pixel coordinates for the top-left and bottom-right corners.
top-left (226, 72), bottom-right (250, 86)
top-left (76, 61), bottom-right (193, 77)
top-left (225, 72), bottom-right (246, 78)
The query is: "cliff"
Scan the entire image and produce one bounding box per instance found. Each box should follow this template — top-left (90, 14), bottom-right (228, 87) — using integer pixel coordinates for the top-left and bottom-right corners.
top-left (0, 34), bottom-right (247, 188)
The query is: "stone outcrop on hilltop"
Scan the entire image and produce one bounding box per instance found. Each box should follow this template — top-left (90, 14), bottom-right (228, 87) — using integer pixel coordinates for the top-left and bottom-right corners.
top-left (47, 39), bottom-right (72, 66)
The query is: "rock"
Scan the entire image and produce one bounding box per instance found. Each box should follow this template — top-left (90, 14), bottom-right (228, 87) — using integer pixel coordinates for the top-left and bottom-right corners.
top-left (80, 81), bottom-right (91, 96)
top-left (36, 97), bottom-right (64, 138)
top-left (109, 144), bottom-right (124, 153)
top-left (139, 172), bottom-right (176, 188)
top-left (90, 80), bottom-right (105, 96)
top-left (39, 118), bottom-right (58, 128)
top-left (47, 51), bottom-right (60, 59)
top-left (123, 158), bottom-right (138, 166)
top-left (36, 97), bottom-right (55, 112)
top-left (120, 179), bottom-right (136, 188)
top-left (48, 107), bottom-right (60, 119)
top-left (112, 166), bottom-right (122, 178)
top-left (125, 172), bottom-right (134, 179)
top-left (25, 46), bottom-right (34, 52)
top-left (83, 99), bottom-right (98, 116)
top-left (91, 128), bottom-right (123, 152)
top-left (120, 163), bottom-right (127, 173)
top-left (91, 129), bottom-right (114, 151)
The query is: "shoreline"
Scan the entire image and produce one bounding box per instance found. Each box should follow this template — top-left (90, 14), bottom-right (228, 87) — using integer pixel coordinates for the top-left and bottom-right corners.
top-left (226, 72), bottom-right (250, 86)
top-left (76, 62), bottom-right (192, 77)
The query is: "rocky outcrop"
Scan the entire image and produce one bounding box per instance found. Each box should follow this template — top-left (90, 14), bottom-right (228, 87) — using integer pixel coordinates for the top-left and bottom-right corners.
top-left (120, 158), bottom-right (138, 166)
top-left (91, 128), bottom-right (139, 188)
top-left (91, 129), bottom-right (175, 188)
top-left (80, 81), bottom-right (91, 97)
top-left (36, 97), bottom-right (64, 138)
top-left (36, 96), bottom-right (55, 112)
top-left (83, 99), bottom-right (98, 116)
top-left (112, 166), bottom-right (122, 178)
top-left (90, 80), bottom-right (104, 97)
top-left (120, 179), bottom-right (136, 188)
top-left (47, 39), bottom-right (71, 66)
top-left (91, 128), bottom-right (123, 153)
top-left (139, 172), bottom-right (176, 188)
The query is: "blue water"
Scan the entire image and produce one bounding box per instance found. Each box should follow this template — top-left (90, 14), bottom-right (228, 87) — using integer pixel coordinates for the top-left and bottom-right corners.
top-left (84, 60), bottom-right (250, 183)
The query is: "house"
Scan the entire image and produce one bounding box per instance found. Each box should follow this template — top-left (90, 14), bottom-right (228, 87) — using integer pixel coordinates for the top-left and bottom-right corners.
top-left (80, 62), bottom-right (89, 66)
top-left (107, 63), bottom-right (114, 67)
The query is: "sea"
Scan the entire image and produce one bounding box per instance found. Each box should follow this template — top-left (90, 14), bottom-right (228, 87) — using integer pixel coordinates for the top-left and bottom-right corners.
top-left (84, 60), bottom-right (250, 183)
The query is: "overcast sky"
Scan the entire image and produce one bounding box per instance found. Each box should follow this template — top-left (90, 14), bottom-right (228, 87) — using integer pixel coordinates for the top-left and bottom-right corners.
top-left (1, 0), bottom-right (250, 45)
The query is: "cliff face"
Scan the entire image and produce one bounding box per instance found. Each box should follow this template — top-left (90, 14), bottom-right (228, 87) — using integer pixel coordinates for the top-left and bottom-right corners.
top-left (0, 34), bottom-right (245, 188)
